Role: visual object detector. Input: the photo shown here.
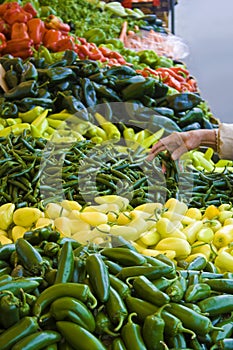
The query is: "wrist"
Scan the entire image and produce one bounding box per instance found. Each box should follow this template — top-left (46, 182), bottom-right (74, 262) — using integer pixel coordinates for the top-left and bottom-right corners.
top-left (199, 129), bottom-right (218, 151)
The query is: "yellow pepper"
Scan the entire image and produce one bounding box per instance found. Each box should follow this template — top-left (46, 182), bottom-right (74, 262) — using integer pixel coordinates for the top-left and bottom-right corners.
top-left (215, 247), bottom-right (233, 272)
top-left (164, 198), bottom-right (188, 216)
top-left (0, 203), bottom-right (15, 231)
top-left (155, 237), bottom-right (191, 259)
top-left (203, 205), bottom-right (220, 220)
top-left (13, 207), bottom-right (43, 227)
top-left (212, 224), bottom-right (233, 249)
top-left (182, 220), bottom-right (204, 244)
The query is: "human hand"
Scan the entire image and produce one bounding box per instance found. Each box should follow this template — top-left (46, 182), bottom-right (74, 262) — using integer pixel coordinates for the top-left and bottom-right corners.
top-left (147, 130), bottom-right (204, 161)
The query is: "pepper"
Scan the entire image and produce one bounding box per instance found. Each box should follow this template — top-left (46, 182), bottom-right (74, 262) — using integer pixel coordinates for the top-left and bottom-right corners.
top-left (16, 97), bottom-right (54, 112)
top-left (19, 288), bottom-right (30, 318)
top-left (0, 101), bottom-right (18, 118)
top-left (49, 296), bottom-right (95, 332)
top-left (0, 290), bottom-right (20, 329)
top-left (210, 317), bottom-right (233, 344)
top-left (197, 294), bottom-right (233, 316)
top-left (105, 286), bottom-right (128, 332)
top-left (179, 107), bottom-right (206, 128)
top-left (121, 312), bottom-right (147, 350)
top-left (11, 330), bottom-right (62, 350)
top-left (101, 247), bottom-right (146, 266)
top-left (184, 283), bottom-right (211, 303)
top-left (49, 36), bottom-right (76, 52)
top-left (81, 78), bottom-right (97, 108)
top-left (11, 22), bottom-right (29, 40)
top-left (84, 28), bottom-right (106, 46)
top-left (93, 83), bottom-right (122, 102)
top-left (33, 282), bottom-right (98, 317)
top-left (121, 78), bottom-right (155, 100)
top-left (4, 80), bottom-right (38, 100)
top-left (3, 38), bottom-right (33, 58)
top-left (94, 112), bottom-right (121, 142)
top-left (210, 338), bottom-right (233, 350)
top-left (117, 264), bottom-right (174, 281)
top-left (27, 18), bottom-right (45, 47)
top-left (44, 15), bottom-right (70, 33)
top-left (162, 92), bottom-right (203, 112)
top-left (54, 241), bottom-right (74, 284)
top-left (57, 93), bottom-right (88, 120)
top-left (95, 309), bottom-right (119, 336)
top-left (165, 277), bottom-right (186, 302)
top-left (20, 62), bottom-right (38, 82)
top-left (17, 105), bottom-right (44, 123)
top-left (112, 337), bottom-right (127, 350)
top-left (202, 278), bottom-right (233, 294)
top-left (86, 253), bottom-right (110, 303)
top-left (168, 302), bottom-right (223, 336)
top-left (142, 304), bottom-right (169, 350)
top-left (133, 275), bottom-right (170, 306)
top-left (109, 274), bottom-right (131, 299)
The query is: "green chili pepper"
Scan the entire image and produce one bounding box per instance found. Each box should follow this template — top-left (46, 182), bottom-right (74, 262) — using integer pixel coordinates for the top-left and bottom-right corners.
top-left (198, 295), bottom-right (233, 316)
top-left (0, 290), bottom-right (20, 329)
top-left (101, 247), bottom-right (146, 266)
top-left (4, 69), bottom-right (19, 89)
top-left (165, 278), bottom-right (186, 302)
top-left (133, 275), bottom-right (170, 306)
top-left (109, 274), bottom-right (131, 299)
top-left (210, 318), bottom-right (233, 344)
top-left (142, 304), bottom-right (169, 350)
top-left (168, 302), bottom-right (223, 336)
top-left (11, 330), bottom-right (62, 350)
top-left (49, 296), bottom-right (95, 332)
top-left (162, 92), bottom-right (203, 112)
top-left (202, 279), bottom-right (233, 294)
top-left (121, 312), bottom-right (147, 350)
top-left (20, 62), bottom-right (38, 82)
top-left (111, 337), bottom-right (127, 350)
top-left (152, 276), bottom-right (178, 291)
top-left (105, 260), bottom-right (122, 275)
top-left (56, 321), bottom-right (107, 350)
top-left (81, 77), bottom-right (97, 108)
top-left (54, 241), bottom-right (74, 284)
top-left (33, 283), bottom-right (97, 317)
top-left (4, 80), bottom-right (38, 100)
top-left (95, 309), bottom-right (119, 337)
top-left (116, 265), bottom-right (173, 281)
top-left (210, 338), bottom-right (233, 350)
top-left (0, 278), bottom-right (40, 296)
top-left (105, 286), bottom-right (128, 332)
top-left (0, 101), bottom-right (18, 118)
top-left (186, 255), bottom-right (207, 271)
top-left (121, 78), bottom-right (155, 100)
top-left (184, 283), bottom-right (211, 303)
top-left (0, 316), bottom-right (39, 350)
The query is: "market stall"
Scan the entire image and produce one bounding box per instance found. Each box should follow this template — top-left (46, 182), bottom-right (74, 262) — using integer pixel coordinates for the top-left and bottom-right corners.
top-left (0, 0), bottom-right (232, 349)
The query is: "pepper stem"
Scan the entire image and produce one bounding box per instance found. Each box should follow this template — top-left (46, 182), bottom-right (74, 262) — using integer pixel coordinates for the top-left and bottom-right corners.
top-left (87, 292), bottom-right (98, 309)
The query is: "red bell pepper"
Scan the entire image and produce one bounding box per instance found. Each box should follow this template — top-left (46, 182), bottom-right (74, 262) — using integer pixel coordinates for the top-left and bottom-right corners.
top-left (3, 38), bottom-right (33, 54)
top-left (11, 22), bottom-right (29, 40)
top-left (22, 2), bottom-right (37, 17)
top-left (42, 29), bottom-right (64, 49)
top-left (48, 36), bottom-right (76, 52)
top-left (0, 33), bottom-right (7, 52)
top-left (0, 2), bottom-right (21, 16)
top-left (27, 18), bottom-right (45, 46)
top-left (3, 8), bottom-right (33, 25)
top-left (44, 15), bottom-right (70, 33)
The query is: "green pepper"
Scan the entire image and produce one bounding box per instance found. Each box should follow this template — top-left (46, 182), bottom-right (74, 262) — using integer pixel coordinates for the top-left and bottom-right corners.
top-left (184, 283), bottom-right (211, 303)
top-left (116, 264), bottom-right (173, 281)
top-left (109, 274), bottom-right (131, 299)
top-left (104, 260), bottom-right (122, 275)
top-left (20, 62), bottom-right (38, 82)
top-left (111, 337), bottom-right (127, 350)
top-left (210, 338), bottom-right (233, 350)
top-left (11, 330), bottom-right (62, 350)
top-left (4, 69), bottom-right (19, 89)
top-left (49, 296), bottom-right (95, 332)
top-left (0, 277), bottom-right (40, 296)
top-left (86, 253), bottom-right (110, 303)
top-left (187, 255), bottom-right (207, 271)
top-left (0, 290), bottom-right (20, 329)
top-left (16, 97), bottom-right (54, 112)
top-left (95, 309), bottom-right (119, 337)
top-left (54, 241), bottom-right (74, 284)
top-left (142, 304), bottom-right (169, 350)
top-left (178, 107), bottom-right (205, 128)
top-left (133, 275), bottom-right (170, 306)
top-left (2, 57), bottom-right (24, 73)
top-left (58, 93), bottom-right (88, 120)
top-left (162, 92), bottom-right (203, 112)
top-left (0, 316), bottom-right (39, 350)
top-left (101, 247), bottom-right (146, 266)
top-left (121, 312), bottom-right (147, 350)
top-left (168, 302), bottom-right (223, 336)
top-left (84, 28), bottom-right (106, 45)
top-left (56, 321), bottom-right (106, 350)
top-left (154, 107), bottom-right (175, 118)
top-left (138, 50), bottom-right (159, 68)
top-left (33, 283), bottom-right (98, 317)
top-left (121, 78), bottom-right (155, 100)
top-left (93, 83), bottom-right (122, 102)
top-left (165, 277), bottom-right (186, 302)
top-left (81, 78), bottom-right (97, 108)
top-left (202, 279), bottom-right (233, 294)
top-left (198, 294), bottom-right (233, 316)
top-left (210, 317), bottom-right (233, 344)
top-left (0, 101), bottom-right (18, 118)
top-left (46, 67), bottom-right (76, 83)
top-left (4, 80), bottom-right (38, 100)
top-left (105, 286), bottom-right (128, 332)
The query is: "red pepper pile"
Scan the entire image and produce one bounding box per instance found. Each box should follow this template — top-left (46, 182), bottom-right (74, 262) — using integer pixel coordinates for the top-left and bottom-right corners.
top-left (0, 2), bottom-right (127, 65)
top-left (136, 66), bottom-right (198, 92)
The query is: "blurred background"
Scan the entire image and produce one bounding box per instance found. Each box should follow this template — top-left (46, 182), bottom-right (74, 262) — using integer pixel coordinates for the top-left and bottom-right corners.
top-left (175, 0), bottom-right (233, 123)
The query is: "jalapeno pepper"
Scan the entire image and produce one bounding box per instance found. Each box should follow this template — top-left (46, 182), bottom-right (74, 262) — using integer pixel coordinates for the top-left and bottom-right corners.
top-left (95, 309), bottom-right (119, 337)
top-left (105, 286), bottom-right (128, 332)
top-left (101, 247), bottom-right (146, 266)
top-left (121, 313), bottom-right (147, 350)
top-left (184, 283), bottom-right (211, 303)
top-left (54, 241), bottom-right (74, 284)
top-left (0, 290), bottom-right (20, 329)
top-left (11, 330), bottom-right (62, 350)
top-left (198, 295), bottom-right (233, 316)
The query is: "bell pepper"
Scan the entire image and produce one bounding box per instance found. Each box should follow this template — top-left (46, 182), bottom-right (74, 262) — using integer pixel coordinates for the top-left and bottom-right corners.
top-left (22, 2), bottom-right (38, 17)
top-left (138, 50), bottom-right (159, 68)
top-left (3, 7), bottom-right (33, 25)
top-left (42, 29), bottom-right (64, 50)
top-left (11, 22), bottom-right (29, 40)
top-left (4, 80), bottom-right (38, 100)
top-left (3, 38), bottom-right (33, 55)
top-left (27, 18), bottom-right (45, 46)
top-left (44, 14), bottom-right (70, 33)
top-left (0, 291), bottom-right (20, 329)
top-left (48, 36), bottom-right (76, 52)
top-left (0, 33), bottom-right (6, 52)
top-left (83, 28), bottom-right (106, 46)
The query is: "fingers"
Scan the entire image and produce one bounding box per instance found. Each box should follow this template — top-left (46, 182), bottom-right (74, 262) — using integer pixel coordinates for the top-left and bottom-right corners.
top-left (147, 140), bottom-right (166, 161)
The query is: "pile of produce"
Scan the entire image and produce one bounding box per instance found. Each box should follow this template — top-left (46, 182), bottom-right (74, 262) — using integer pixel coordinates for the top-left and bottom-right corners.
top-left (0, 0), bottom-right (232, 349)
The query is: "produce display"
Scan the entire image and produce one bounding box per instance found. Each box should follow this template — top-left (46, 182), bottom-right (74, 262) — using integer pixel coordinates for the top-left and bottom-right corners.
top-left (0, 0), bottom-right (232, 349)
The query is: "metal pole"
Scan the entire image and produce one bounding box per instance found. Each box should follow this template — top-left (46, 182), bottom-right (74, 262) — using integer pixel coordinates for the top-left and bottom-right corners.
top-left (170, 0), bottom-right (175, 34)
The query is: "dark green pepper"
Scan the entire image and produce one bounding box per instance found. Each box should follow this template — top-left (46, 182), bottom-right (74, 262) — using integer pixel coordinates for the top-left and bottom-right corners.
top-left (16, 97), bottom-right (54, 112)
top-left (184, 283), bottom-right (211, 303)
top-left (4, 80), bottom-right (38, 100)
top-left (162, 92), bottom-right (203, 112)
top-left (46, 67), bottom-right (76, 83)
top-left (178, 107), bottom-right (205, 127)
top-left (111, 337), bottom-right (127, 350)
top-left (121, 78), bottom-right (155, 100)
top-left (210, 318), bottom-right (233, 344)
top-left (121, 313), bottom-right (147, 350)
top-left (85, 253), bottom-right (110, 303)
top-left (101, 247), bottom-right (146, 266)
top-left (4, 69), bottom-right (19, 89)
top-left (0, 290), bottom-right (20, 328)
top-left (105, 286), bottom-right (128, 332)
top-left (133, 275), bottom-right (170, 306)
top-left (54, 241), bottom-right (74, 284)
top-left (11, 330), bottom-right (62, 350)
top-left (109, 274), bottom-right (131, 299)
top-left (210, 338), bottom-right (233, 350)
top-left (20, 62), bottom-right (38, 82)
top-left (95, 309), bottom-right (119, 337)
top-left (142, 304), bottom-right (169, 350)
top-left (198, 294), bottom-right (233, 316)
top-left (202, 279), bottom-right (233, 294)
top-left (165, 277), bottom-right (186, 302)
top-left (81, 77), bottom-right (97, 108)
top-left (0, 102), bottom-right (18, 118)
